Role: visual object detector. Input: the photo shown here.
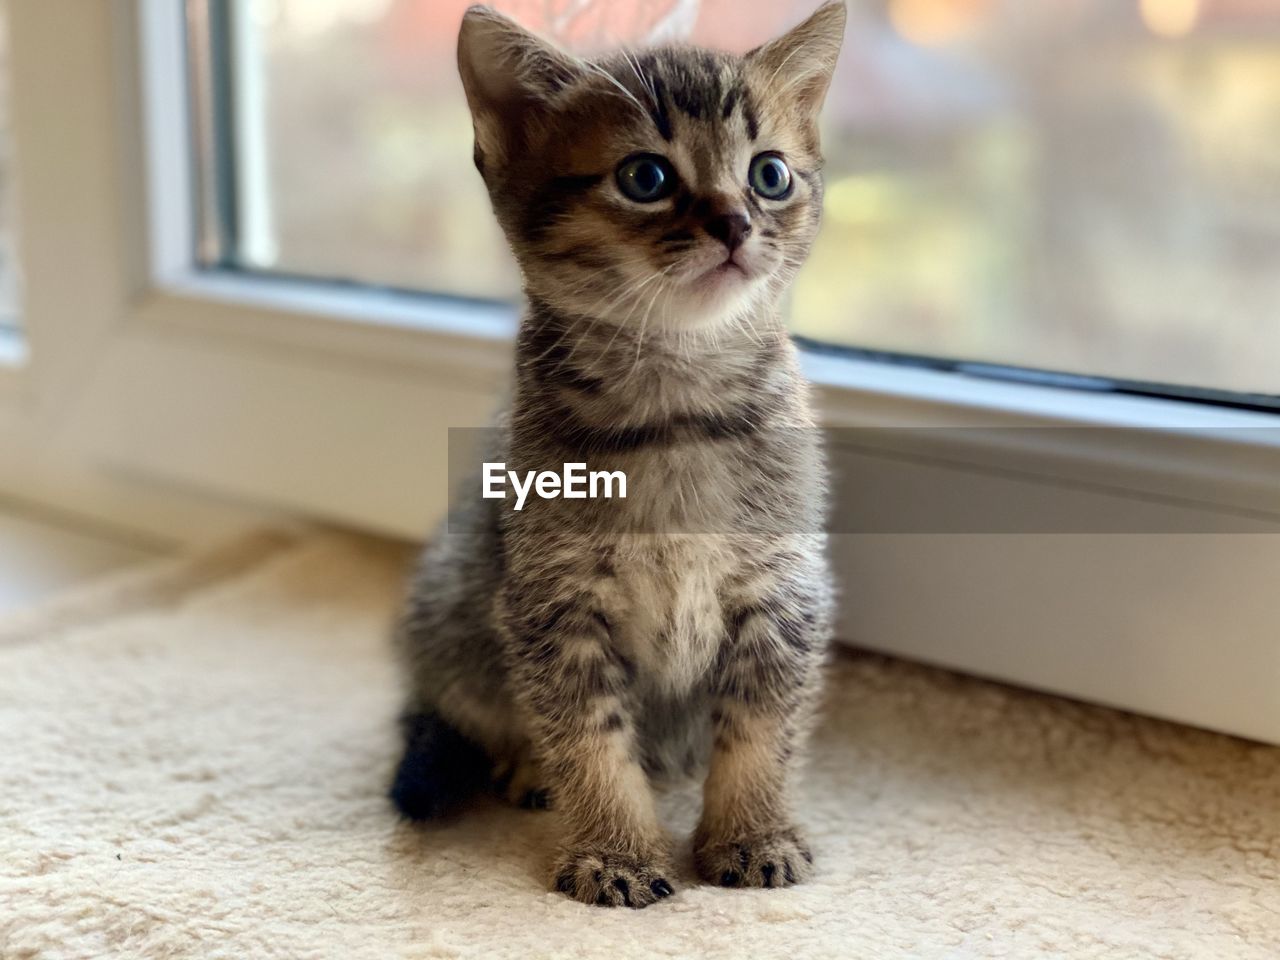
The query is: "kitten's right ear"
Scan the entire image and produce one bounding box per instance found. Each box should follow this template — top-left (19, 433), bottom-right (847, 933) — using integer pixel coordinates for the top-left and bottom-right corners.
top-left (746, 1), bottom-right (846, 122)
top-left (457, 6), bottom-right (582, 168)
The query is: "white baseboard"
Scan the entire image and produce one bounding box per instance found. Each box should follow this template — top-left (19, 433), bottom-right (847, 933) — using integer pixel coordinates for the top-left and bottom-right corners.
top-left (832, 532), bottom-right (1280, 745)
top-left (0, 427), bottom-right (275, 550)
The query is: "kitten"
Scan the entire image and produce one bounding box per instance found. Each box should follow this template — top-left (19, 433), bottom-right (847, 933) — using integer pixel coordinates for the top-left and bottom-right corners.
top-left (392, 2), bottom-right (845, 908)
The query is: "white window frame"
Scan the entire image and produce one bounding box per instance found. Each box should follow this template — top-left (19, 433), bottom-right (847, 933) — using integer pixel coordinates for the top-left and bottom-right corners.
top-left (2, 0), bottom-right (1279, 741)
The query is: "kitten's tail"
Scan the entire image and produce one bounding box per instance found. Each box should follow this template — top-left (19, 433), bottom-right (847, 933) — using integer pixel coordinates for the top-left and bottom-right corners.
top-left (389, 710), bottom-right (491, 820)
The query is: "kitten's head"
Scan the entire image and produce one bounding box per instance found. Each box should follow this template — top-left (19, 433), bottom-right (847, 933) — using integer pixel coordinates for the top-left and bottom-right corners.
top-left (457, 3), bottom-right (846, 333)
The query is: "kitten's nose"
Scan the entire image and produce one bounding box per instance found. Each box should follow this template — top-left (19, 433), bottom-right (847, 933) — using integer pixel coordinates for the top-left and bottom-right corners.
top-left (705, 212), bottom-right (752, 252)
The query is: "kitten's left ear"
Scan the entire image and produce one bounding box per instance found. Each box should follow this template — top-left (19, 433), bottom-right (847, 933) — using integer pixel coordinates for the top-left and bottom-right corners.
top-left (746, 1), bottom-right (846, 119)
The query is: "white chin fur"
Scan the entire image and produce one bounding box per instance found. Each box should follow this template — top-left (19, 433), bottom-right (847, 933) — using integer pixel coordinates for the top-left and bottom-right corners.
top-left (629, 249), bottom-right (772, 332)
top-left (541, 256), bottom-right (772, 335)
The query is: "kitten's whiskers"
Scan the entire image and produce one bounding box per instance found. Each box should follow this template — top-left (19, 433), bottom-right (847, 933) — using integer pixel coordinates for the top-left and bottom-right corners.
top-left (581, 59), bottom-right (649, 119)
top-left (619, 49), bottom-right (658, 109)
top-left (627, 264), bottom-right (677, 380)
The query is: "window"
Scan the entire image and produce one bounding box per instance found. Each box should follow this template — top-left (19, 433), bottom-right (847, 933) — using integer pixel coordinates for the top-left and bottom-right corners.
top-left (2, 2), bottom-right (1275, 742)
top-left (798, 0), bottom-right (1280, 405)
top-left (190, 0), bottom-right (1280, 406)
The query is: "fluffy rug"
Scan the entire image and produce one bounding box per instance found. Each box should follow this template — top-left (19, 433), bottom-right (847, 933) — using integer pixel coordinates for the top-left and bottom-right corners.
top-left (2, 530), bottom-right (1279, 959)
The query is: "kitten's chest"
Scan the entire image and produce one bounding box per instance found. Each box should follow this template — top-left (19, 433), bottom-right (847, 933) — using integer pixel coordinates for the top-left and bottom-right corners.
top-left (605, 536), bottom-right (738, 694)
top-left (619, 443), bottom-right (746, 531)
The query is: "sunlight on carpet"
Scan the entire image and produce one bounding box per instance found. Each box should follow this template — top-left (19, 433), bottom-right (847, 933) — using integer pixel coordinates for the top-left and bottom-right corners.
top-left (2, 530), bottom-right (1278, 959)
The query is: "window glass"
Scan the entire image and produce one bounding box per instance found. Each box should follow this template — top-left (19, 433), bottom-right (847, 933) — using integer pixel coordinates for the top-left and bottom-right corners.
top-left (212, 0), bottom-right (1280, 398)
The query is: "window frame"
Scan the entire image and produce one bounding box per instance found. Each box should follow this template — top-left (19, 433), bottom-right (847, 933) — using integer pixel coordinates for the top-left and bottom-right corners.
top-left (2, 0), bottom-right (1280, 741)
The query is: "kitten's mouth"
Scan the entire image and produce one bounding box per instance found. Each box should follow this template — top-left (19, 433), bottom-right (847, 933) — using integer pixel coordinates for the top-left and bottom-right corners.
top-left (703, 257), bottom-right (749, 281)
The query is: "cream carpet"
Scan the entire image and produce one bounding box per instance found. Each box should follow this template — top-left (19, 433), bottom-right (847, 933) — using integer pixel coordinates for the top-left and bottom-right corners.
top-left (3, 530), bottom-right (1279, 959)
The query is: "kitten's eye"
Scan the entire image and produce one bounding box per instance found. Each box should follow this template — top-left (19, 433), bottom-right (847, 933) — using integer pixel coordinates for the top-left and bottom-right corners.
top-left (749, 153), bottom-right (793, 200)
top-left (616, 154), bottom-right (677, 203)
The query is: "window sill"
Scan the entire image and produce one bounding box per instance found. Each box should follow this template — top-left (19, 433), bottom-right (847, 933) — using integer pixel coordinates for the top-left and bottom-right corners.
top-left (157, 267), bottom-right (1279, 424)
top-left (136, 268), bottom-right (1280, 525)
top-left (803, 349), bottom-right (1278, 432)
top-left (141, 269), bottom-right (515, 386)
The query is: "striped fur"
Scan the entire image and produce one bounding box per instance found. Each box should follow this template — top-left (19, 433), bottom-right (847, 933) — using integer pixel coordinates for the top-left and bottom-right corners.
top-left (394, 2), bottom-right (846, 908)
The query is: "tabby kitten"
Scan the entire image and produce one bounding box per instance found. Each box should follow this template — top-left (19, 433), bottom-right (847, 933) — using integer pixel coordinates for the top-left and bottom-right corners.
top-left (392, 2), bottom-right (845, 908)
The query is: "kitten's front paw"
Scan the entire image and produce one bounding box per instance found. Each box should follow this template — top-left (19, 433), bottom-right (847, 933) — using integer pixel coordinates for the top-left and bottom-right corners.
top-left (552, 847), bottom-right (676, 908)
top-left (694, 826), bottom-right (814, 889)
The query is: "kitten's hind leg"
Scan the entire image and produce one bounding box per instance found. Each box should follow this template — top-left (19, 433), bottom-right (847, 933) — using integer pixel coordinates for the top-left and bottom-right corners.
top-left (389, 711), bottom-right (491, 821)
top-left (492, 743), bottom-right (553, 810)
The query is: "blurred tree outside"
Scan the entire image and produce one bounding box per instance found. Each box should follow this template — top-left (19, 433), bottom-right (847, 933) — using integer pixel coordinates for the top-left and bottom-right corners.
top-left (236, 0), bottom-right (1280, 396)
